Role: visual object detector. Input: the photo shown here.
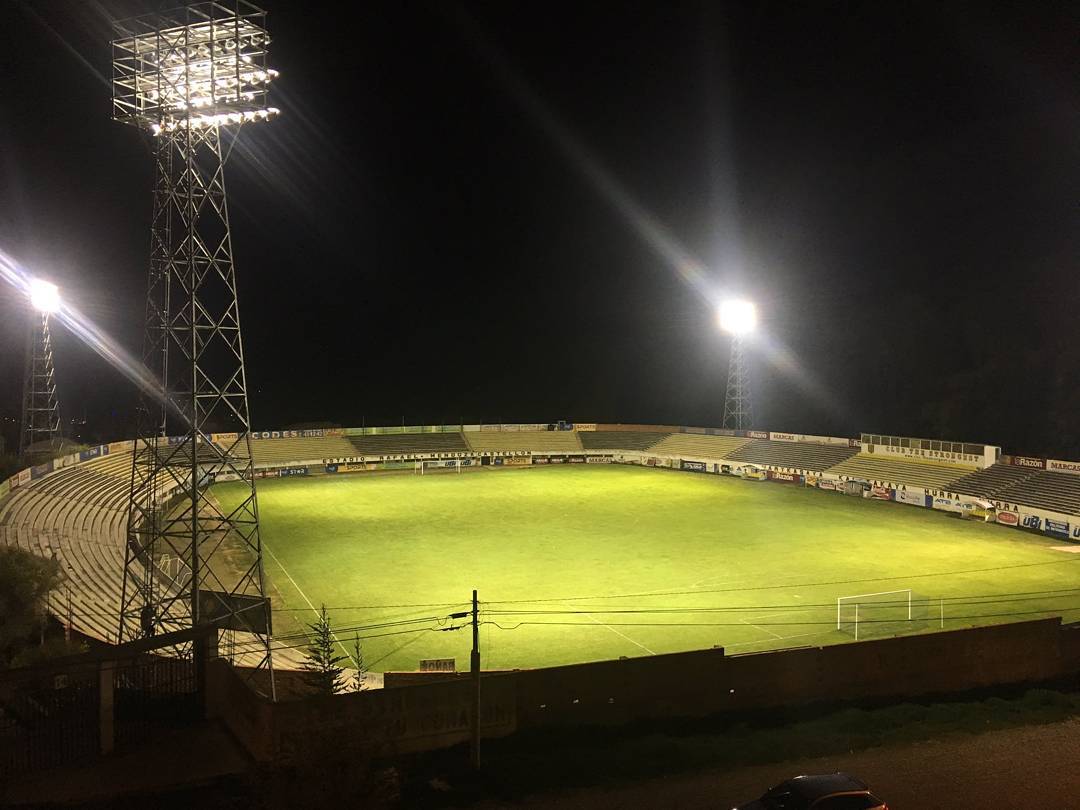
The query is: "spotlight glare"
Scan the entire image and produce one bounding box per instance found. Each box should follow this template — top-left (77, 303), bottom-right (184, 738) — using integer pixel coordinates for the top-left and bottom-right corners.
top-left (29, 279), bottom-right (61, 313)
top-left (718, 299), bottom-right (756, 335)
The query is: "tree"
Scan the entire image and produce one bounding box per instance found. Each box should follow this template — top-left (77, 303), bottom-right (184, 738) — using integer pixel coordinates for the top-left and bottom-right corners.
top-left (350, 632), bottom-right (368, 692)
top-left (301, 604), bottom-right (345, 696)
top-left (0, 546), bottom-right (63, 667)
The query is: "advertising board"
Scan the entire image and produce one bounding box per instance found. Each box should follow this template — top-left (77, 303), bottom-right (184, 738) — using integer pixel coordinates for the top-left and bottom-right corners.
top-left (279, 467), bottom-right (308, 476)
top-left (817, 479), bottom-right (838, 491)
top-left (586, 456), bottom-right (612, 464)
top-left (748, 430), bottom-right (769, 439)
top-left (680, 460), bottom-right (708, 473)
top-left (109, 441), bottom-right (132, 455)
top-left (1011, 455), bottom-right (1046, 470)
top-left (769, 432), bottom-right (797, 442)
top-left (865, 443), bottom-right (982, 466)
top-left (79, 446), bottom-right (104, 463)
top-left (869, 485), bottom-right (894, 500)
top-left (573, 424), bottom-right (598, 432)
top-left (995, 511), bottom-right (1019, 526)
top-left (1020, 513), bottom-right (1043, 531)
top-left (567, 455), bottom-right (586, 464)
top-left (932, 496), bottom-right (963, 513)
top-left (1048, 459), bottom-right (1080, 475)
top-left (532, 456), bottom-right (550, 465)
top-left (1044, 518), bottom-right (1070, 538)
top-left (767, 470), bottom-right (802, 484)
top-left (895, 488), bottom-right (927, 507)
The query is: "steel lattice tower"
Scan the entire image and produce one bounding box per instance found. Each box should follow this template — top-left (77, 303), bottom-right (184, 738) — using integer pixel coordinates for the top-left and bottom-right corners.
top-left (722, 335), bottom-right (752, 431)
top-left (20, 312), bottom-right (62, 460)
top-left (111, 2), bottom-right (279, 692)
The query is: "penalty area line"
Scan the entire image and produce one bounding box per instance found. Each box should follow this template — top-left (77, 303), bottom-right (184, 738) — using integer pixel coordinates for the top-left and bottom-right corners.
top-left (263, 543), bottom-right (356, 667)
top-left (564, 603), bottom-right (656, 655)
top-left (738, 617), bottom-right (784, 640)
top-left (724, 630), bottom-right (832, 651)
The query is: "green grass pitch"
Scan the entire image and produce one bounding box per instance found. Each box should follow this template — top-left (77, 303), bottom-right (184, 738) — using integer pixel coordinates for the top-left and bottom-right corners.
top-left (214, 465), bottom-right (1080, 672)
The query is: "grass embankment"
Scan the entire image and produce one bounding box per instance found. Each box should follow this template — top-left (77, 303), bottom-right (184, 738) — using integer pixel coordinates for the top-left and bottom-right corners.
top-left (405, 689), bottom-right (1080, 804)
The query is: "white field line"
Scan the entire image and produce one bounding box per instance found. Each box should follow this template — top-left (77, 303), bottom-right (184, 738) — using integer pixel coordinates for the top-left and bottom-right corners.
top-left (739, 617), bottom-right (784, 640)
top-left (563, 603), bottom-right (656, 655)
top-left (724, 629), bottom-right (832, 651)
top-left (263, 542), bottom-right (356, 667)
top-left (737, 606), bottom-right (832, 643)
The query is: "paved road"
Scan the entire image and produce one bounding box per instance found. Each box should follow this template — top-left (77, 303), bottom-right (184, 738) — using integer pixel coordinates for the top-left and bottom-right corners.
top-left (479, 717), bottom-right (1080, 809)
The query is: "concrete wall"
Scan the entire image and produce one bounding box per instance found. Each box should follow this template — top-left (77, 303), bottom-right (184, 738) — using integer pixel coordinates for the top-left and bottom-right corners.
top-left (515, 619), bottom-right (1078, 728)
top-left (209, 664), bottom-right (517, 763)
top-left (210, 619), bottom-right (1080, 763)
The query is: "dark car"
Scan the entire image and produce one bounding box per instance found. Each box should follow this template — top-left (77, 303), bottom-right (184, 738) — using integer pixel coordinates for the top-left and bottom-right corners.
top-left (735, 773), bottom-right (888, 810)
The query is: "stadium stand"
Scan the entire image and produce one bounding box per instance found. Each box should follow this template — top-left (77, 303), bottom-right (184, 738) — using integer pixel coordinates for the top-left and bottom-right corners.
top-left (464, 431), bottom-right (583, 453)
top-left (249, 435), bottom-right (357, 464)
top-left (993, 471), bottom-right (1080, 515)
top-left (348, 431), bottom-right (469, 456)
top-left (826, 454), bottom-right (970, 490)
top-left (0, 450), bottom-right (306, 668)
top-left (946, 464), bottom-right (1041, 499)
top-left (648, 433), bottom-right (751, 458)
top-left (578, 431), bottom-right (672, 451)
top-left (727, 439), bottom-right (860, 472)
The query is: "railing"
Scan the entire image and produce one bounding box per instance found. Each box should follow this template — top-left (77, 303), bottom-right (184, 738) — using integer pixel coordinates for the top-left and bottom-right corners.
top-left (0, 625), bottom-right (217, 777)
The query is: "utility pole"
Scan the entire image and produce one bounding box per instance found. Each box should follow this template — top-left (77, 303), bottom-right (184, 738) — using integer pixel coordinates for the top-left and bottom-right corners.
top-left (470, 588), bottom-right (480, 770)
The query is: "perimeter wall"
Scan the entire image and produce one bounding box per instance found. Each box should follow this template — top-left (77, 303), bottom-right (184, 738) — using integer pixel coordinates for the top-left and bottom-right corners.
top-left (214, 618), bottom-right (1080, 763)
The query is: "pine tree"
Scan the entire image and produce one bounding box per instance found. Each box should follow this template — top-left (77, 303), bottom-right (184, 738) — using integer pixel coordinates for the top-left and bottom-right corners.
top-left (301, 604), bottom-right (346, 696)
top-left (350, 632), bottom-right (368, 692)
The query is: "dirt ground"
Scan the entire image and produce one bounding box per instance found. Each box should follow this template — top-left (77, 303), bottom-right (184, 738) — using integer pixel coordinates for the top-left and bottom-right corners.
top-left (476, 716), bottom-right (1080, 809)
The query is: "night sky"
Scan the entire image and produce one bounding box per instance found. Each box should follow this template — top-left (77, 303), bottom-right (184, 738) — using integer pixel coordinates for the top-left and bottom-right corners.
top-left (1, 2), bottom-right (1076, 456)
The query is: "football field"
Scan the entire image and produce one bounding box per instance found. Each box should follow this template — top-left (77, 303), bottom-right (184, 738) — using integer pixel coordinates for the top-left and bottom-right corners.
top-left (214, 465), bottom-right (1080, 672)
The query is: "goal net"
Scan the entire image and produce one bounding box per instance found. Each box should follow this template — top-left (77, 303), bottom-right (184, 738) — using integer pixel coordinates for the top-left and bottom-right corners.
top-left (416, 459), bottom-right (465, 475)
top-left (836, 589), bottom-right (929, 640)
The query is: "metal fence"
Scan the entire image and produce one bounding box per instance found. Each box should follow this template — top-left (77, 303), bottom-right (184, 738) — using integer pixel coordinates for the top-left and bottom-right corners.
top-left (0, 626), bottom-right (215, 777)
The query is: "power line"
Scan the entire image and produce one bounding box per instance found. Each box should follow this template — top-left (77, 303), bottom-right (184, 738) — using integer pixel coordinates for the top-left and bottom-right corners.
top-left (482, 606), bottom-right (1080, 631)
top-left (483, 558), bottom-right (1080, 604)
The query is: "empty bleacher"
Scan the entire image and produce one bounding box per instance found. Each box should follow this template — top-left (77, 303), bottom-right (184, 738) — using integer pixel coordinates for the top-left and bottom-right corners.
top-left (727, 439), bottom-right (860, 472)
top-left (0, 450), bottom-right (306, 669)
top-left (464, 431), bottom-right (583, 453)
top-left (249, 435), bottom-right (357, 464)
top-left (648, 433), bottom-right (751, 459)
top-left (578, 431), bottom-right (672, 451)
top-left (825, 454), bottom-right (970, 490)
top-left (993, 471), bottom-right (1080, 515)
top-left (946, 464), bottom-right (1041, 499)
top-left (348, 431), bottom-right (469, 456)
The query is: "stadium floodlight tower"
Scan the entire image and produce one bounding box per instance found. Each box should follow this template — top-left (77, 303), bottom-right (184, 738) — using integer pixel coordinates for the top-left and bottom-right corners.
top-left (718, 299), bottom-right (756, 431)
top-left (111, 1), bottom-right (278, 692)
top-left (20, 279), bottom-right (63, 461)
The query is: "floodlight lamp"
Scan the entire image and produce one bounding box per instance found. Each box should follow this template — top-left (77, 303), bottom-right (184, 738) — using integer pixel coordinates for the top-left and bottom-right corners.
top-left (718, 299), bottom-right (756, 335)
top-left (28, 279), bottom-right (61, 313)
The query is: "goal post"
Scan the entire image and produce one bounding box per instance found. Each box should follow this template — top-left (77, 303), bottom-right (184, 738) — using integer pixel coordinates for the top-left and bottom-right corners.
top-left (837, 589), bottom-right (913, 640)
top-left (416, 458), bottom-right (465, 475)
